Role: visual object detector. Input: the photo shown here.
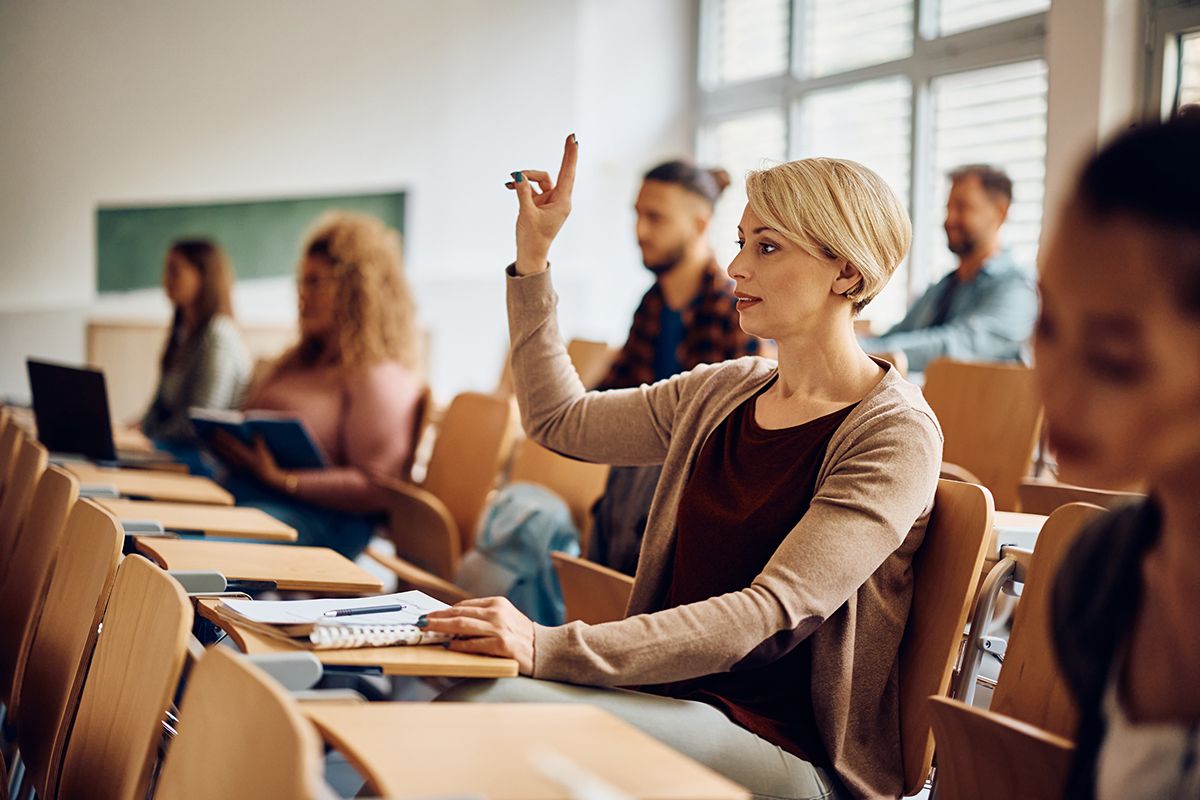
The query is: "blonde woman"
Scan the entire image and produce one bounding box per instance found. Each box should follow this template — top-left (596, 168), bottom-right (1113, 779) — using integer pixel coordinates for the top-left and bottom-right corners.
top-left (214, 211), bottom-right (422, 559)
top-left (426, 137), bottom-right (942, 800)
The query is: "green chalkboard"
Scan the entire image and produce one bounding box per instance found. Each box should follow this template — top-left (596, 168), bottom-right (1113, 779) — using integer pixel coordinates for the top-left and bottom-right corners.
top-left (96, 190), bottom-right (405, 293)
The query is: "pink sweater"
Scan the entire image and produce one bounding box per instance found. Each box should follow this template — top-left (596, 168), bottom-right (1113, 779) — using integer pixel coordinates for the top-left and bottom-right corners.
top-left (243, 360), bottom-right (421, 513)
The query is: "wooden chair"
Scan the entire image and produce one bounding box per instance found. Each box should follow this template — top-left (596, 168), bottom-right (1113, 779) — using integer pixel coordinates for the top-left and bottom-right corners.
top-left (1016, 477), bottom-right (1144, 516)
top-left (399, 383), bottom-right (434, 483)
top-left (921, 359), bottom-right (1043, 512)
top-left (0, 467), bottom-right (79, 726)
top-left (898, 478), bottom-right (993, 795)
top-left (927, 502), bottom-right (1103, 799)
top-left (369, 392), bottom-right (517, 603)
top-left (14, 500), bottom-right (123, 800)
top-left (550, 552), bottom-right (634, 625)
top-left (566, 337), bottom-right (619, 389)
top-left (155, 646), bottom-right (329, 800)
top-left (0, 410), bottom-right (19, 501)
top-left (508, 437), bottom-right (609, 550)
top-left (57, 554), bottom-right (193, 800)
top-left (0, 436), bottom-right (48, 583)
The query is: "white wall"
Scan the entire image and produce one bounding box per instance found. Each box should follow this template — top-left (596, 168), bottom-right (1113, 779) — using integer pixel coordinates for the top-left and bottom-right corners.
top-left (0, 0), bottom-right (697, 402)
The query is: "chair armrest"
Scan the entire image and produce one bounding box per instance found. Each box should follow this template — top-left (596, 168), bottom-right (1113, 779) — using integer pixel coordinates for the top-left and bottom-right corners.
top-left (169, 570), bottom-right (228, 594)
top-left (365, 547), bottom-right (471, 605)
top-left (246, 652), bottom-right (324, 692)
top-left (374, 475), bottom-right (462, 580)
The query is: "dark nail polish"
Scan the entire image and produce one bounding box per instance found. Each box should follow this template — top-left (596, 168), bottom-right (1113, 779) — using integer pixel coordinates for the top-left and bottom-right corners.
top-left (504, 181), bottom-right (515, 188)
top-left (417, 615), bottom-right (428, 628)
top-left (571, 133), bottom-right (578, 145)
top-left (511, 171), bottom-right (524, 183)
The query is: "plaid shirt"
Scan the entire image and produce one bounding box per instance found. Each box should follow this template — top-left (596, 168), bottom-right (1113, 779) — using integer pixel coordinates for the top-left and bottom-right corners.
top-left (598, 260), bottom-right (761, 391)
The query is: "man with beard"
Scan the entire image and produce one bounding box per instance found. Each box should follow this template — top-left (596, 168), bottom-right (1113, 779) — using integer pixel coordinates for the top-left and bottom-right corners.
top-left (589, 160), bottom-right (763, 575)
top-left (860, 164), bottom-right (1037, 372)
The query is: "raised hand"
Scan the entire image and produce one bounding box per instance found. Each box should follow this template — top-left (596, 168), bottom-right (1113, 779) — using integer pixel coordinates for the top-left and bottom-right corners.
top-left (506, 133), bottom-right (579, 275)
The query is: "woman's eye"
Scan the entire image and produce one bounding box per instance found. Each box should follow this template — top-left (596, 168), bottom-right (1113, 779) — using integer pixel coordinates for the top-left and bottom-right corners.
top-left (735, 239), bottom-right (745, 250)
top-left (1083, 354), bottom-right (1146, 385)
top-left (758, 242), bottom-right (777, 255)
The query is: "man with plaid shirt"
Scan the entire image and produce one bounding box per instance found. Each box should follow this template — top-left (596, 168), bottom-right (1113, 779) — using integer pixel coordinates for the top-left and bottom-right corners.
top-left (589, 160), bottom-right (763, 575)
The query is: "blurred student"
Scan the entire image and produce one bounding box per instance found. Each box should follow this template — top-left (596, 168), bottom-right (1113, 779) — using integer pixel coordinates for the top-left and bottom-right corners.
top-left (860, 164), bottom-right (1036, 371)
top-left (140, 239), bottom-right (250, 445)
top-left (213, 212), bottom-right (423, 559)
top-left (590, 160), bottom-right (763, 574)
top-left (1041, 114), bottom-right (1200, 798)
top-left (430, 137), bottom-right (942, 800)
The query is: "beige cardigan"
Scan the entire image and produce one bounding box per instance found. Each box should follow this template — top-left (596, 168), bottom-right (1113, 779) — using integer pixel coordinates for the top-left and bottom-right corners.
top-left (508, 268), bottom-right (943, 799)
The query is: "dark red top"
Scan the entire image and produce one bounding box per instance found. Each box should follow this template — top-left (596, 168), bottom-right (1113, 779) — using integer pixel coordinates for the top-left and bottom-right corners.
top-left (647, 380), bottom-right (857, 765)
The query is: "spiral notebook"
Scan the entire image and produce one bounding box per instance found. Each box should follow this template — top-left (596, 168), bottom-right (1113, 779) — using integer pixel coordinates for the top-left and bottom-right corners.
top-left (215, 590), bottom-right (452, 650)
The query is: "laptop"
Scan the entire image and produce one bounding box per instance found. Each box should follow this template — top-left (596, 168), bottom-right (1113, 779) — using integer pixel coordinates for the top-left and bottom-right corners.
top-left (26, 359), bottom-right (173, 468)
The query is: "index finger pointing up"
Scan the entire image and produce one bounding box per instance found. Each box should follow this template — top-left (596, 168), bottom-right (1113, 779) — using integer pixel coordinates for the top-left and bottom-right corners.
top-left (557, 133), bottom-right (579, 197)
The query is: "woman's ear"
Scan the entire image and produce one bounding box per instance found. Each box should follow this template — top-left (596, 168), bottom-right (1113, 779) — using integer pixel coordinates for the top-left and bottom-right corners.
top-left (831, 260), bottom-right (864, 297)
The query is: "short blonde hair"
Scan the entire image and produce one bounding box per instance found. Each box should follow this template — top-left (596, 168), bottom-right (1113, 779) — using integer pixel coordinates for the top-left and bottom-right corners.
top-left (745, 158), bottom-right (911, 313)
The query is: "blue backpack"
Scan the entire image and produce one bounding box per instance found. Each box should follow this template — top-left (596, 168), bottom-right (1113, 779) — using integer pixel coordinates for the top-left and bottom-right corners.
top-left (454, 482), bottom-right (580, 625)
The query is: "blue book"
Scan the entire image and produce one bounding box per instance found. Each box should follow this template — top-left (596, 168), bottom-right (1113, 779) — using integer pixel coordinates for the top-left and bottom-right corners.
top-left (189, 409), bottom-right (327, 470)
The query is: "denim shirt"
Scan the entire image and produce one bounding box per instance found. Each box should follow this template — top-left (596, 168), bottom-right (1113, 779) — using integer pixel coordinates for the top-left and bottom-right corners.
top-left (861, 249), bottom-right (1037, 371)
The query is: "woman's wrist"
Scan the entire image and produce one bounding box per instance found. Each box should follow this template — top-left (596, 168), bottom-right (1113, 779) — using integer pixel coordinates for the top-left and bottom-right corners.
top-left (514, 248), bottom-right (550, 276)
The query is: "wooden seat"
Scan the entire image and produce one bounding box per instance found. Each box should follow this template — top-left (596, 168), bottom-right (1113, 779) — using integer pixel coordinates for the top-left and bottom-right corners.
top-left (15, 500), bottom-right (123, 800)
top-left (927, 502), bottom-right (1104, 799)
top-left (1016, 477), bottom-right (1144, 516)
top-left (57, 554), bottom-right (193, 800)
top-left (370, 391), bottom-right (517, 603)
top-left (155, 646), bottom-right (329, 800)
top-left (551, 552), bottom-right (634, 625)
top-left (922, 360), bottom-right (1043, 512)
top-left (0, 466), bottom-right (79, 727)
top-left (898, 478), bottom-right (994, 795)
top-left (0, 436), bottom-right (49, 584)
top-left (508, 437), bottom-right (609, 549)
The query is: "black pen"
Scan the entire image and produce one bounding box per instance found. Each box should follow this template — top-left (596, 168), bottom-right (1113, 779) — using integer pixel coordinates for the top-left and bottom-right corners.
top-left (322, 604), bottom-right (410, 618)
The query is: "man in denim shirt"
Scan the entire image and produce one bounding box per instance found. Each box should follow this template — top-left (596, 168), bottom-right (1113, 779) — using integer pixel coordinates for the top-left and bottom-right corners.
top-left (861, 165), bottom-right (1037, 372)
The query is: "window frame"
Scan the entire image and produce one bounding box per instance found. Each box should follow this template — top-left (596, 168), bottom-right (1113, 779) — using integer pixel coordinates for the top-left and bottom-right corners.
top-left (696, 0), bottom-right (1047, 306)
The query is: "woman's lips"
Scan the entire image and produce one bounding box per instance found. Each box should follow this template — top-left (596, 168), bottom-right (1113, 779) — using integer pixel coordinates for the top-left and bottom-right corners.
top-left (734, 291), bottom-right (761, 309)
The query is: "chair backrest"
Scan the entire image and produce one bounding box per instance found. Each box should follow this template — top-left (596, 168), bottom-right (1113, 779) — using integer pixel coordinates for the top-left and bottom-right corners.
top-left (509, 438), bottom-right (609, 544)
top-left (927, 696), bottom-right (1074, 800)
top-left (0, 410), bottom-right (19, 500)
top-left (398, 383), bottom-right (434, 483)
top-left (58, 554), bottom-right (194, 800)
top-left (422, 392), bottom-right (517, 553)
top-left (899, 478), bottom-right (994, 795)
top-left (922, 359), bottom-right (1042, 512)
top-left (1016, 478), bottom-right (1143, 516)
top-left (990, 502), bottom-right (1105, 737)
top-left (0, 435), bottom-right (49, 578)
top-left (156, 646), bottom-right (328, 800)
top-left (551, 552), bottom-right (634, 625)
top-left (17, 499), bottom-right (123, 800)
top-left (566, 338), bottom-right (619, 389)
top-left (0, 466), bottom-right (79, 722)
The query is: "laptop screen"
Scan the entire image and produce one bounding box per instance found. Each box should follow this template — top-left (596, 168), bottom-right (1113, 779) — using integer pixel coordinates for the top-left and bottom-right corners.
top-left (26, 359), bottom-right (117, 462)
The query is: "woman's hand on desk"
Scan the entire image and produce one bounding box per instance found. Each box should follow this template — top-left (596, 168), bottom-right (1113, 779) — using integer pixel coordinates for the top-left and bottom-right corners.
top-left (422, 596), bottom-right (536, 674)
top-left (211, 431), bottom-right (290, 492)
top-left (507, 133), bottom-right (579, 276)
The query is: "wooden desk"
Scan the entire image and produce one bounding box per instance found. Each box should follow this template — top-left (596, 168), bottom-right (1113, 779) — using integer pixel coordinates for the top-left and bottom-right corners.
top-left (97, 498), bottom-right (297, 542)
top-left (194, 599), bottom-right (517, 679)
top-left (65, 463), bottom-right (233, 506)
top-left (304, 703), bottom-right (750, 799)
top-left (135, 538), bottom-right (382, 594)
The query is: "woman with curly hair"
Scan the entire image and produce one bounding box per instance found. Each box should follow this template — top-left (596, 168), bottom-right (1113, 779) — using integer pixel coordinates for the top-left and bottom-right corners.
top-left (214, 211), bottom-right (423, 559)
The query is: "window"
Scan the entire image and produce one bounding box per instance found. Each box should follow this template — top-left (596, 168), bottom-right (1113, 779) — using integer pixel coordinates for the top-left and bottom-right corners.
top-left (1146, 2), bottom-right (1200, 118)
top-left (1180, 31), bottom-right (1200, 107)
top-left (698, 0), bottom-right (1047, 328)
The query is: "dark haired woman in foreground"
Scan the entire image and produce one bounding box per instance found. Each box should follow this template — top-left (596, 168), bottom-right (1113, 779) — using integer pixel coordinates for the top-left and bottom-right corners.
top-left (1039, 114), bottom-right (1200, 798)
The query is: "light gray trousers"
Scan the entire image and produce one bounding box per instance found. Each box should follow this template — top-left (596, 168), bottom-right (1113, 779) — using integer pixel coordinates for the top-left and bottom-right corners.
top-left (438, 677), bottom-right (844, 800)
